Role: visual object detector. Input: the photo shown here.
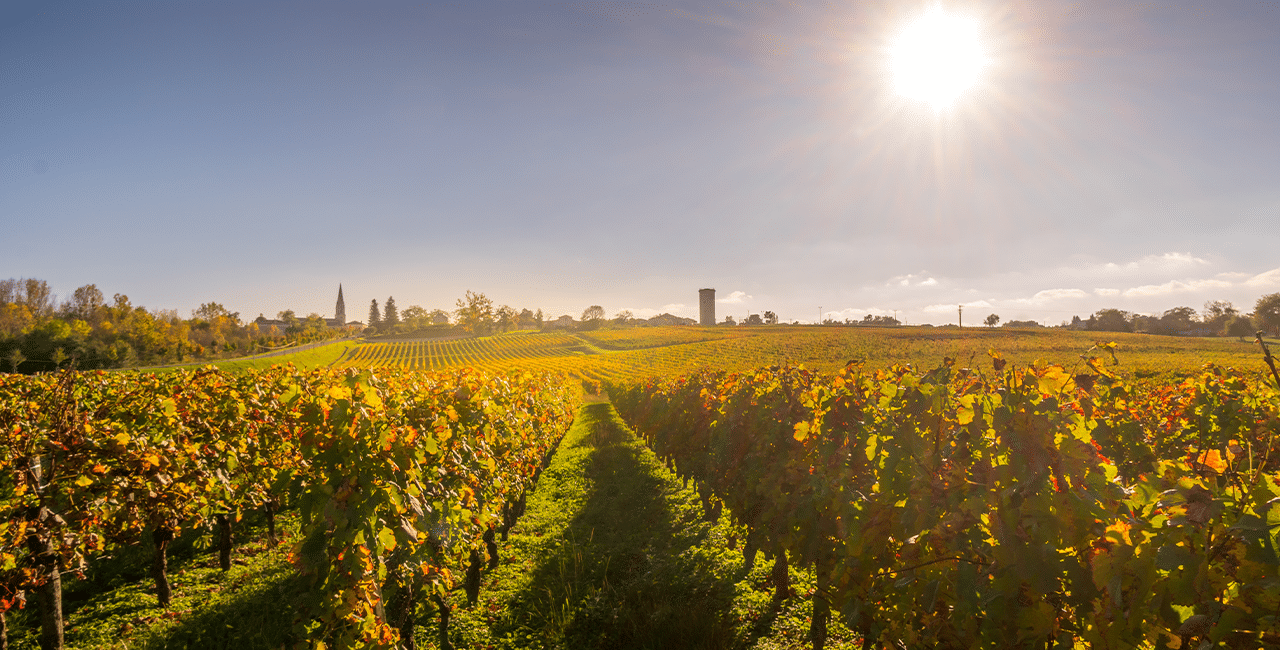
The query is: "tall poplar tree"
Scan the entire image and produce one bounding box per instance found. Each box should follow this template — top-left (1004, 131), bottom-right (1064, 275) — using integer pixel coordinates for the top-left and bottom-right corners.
top-left (384, 297), bottom-right (399, 328)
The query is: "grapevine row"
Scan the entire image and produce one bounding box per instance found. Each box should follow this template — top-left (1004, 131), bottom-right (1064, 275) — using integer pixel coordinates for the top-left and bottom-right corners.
top-left (608, 352), bottom-right (1280, 648)
top-left (0, 365), bottom-right (579, 649)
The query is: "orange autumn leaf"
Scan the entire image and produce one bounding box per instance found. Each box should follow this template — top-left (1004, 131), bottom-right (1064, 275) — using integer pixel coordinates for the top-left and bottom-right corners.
top-left (1194, 449), bottom-right (1228, 473)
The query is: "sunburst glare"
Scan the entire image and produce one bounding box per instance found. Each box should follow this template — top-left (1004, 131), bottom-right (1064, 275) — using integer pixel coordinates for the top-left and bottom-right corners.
top-left (891, 8), bottom-right (987, 108)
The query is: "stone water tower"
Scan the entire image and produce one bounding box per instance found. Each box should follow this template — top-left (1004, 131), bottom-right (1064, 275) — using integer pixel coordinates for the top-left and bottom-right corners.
top-left (699, 288), bottom-right (715, 326)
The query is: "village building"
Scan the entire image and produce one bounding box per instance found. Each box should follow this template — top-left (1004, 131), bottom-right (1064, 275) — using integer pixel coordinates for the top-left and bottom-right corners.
top-left (253, 285), bottom-right (354, 330)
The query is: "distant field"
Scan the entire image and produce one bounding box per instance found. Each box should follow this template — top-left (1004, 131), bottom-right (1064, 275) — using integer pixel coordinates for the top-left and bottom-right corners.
top-left (331, 326), bottom-right (1274, 384)
top-left (153, 340), bottom-right (360, 373)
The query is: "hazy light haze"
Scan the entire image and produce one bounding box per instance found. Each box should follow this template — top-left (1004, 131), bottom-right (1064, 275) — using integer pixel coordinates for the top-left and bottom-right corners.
top-left (3, 0), bottom-right (1278, 325)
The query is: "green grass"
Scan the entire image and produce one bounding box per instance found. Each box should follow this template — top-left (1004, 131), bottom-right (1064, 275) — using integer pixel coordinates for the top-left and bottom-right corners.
top-left (142, 339), bottom-right (359, 373)
top-left (3, 402), bottom-right (864, 649)
top-left (435, 401), bottom-right (863, 650)
top-left (6, 513), bottom-right (307, 650)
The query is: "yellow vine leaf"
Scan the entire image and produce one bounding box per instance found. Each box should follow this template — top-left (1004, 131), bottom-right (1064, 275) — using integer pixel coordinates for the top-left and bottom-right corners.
top-left (793, 422), bottom-right (809, 441)
top-left (1037, 366), bottom-right (1071, 394)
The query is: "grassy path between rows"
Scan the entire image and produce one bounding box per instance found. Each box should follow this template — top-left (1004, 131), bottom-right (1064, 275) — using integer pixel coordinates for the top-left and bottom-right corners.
top-left (6, 401), bottom-right (860, 649)
top-left (438, 400), bottom-right (861, 650)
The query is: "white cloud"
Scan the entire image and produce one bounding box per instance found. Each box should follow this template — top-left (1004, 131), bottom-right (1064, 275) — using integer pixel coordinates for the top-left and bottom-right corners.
top-left (1099, 252), bottom-right (1210, 274)
top-left (1122, 279), bottom-right (1231, 297)
top-left (1094, 288), bottom-right (1120, 296)
top-left (717, 291), bottom-right (752, 304)
top-left (887, 272), bottom-right (939, 288)
top-left (1012, 288), bottom-right (1089, 305)
top-left (1245, 268), bottom-right (1280, 288)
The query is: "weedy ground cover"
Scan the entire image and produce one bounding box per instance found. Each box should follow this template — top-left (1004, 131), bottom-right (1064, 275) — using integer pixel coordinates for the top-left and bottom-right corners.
top-left (436, 400), bottom-right (863, 650)
top-left (5, 512), bottom-right (304, 649)
top-left (3, 400), bottom-right (860, 649)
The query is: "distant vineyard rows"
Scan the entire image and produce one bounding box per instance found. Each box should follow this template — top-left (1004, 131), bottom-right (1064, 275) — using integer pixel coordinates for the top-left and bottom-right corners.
top-left (338, 327), bottom-right (1267, 386)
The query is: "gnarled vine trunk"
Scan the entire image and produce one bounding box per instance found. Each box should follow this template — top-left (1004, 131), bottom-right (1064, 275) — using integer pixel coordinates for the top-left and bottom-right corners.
top-left (217, 513), bottom-right (233, 572)
top-left (26, 524), bottom-right (63, 650)
top-left (264, 498), bottom-right (278, 545)
top-left (432, 593), bottom-right (453, 650)
top-left (152, 526), bottom-right (175, 607)
top-left (810, 555), bottom-right (831, 650)
top-left (771, 551), bottom-right (789, 602)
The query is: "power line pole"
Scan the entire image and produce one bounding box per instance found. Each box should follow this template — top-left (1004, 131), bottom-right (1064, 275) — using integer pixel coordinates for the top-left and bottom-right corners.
top-left (818, 306), bottom-right (822, 325)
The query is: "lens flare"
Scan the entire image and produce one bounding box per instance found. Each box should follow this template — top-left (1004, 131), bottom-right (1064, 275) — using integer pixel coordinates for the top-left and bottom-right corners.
top-left (891, 9), bottom-right (986, 108)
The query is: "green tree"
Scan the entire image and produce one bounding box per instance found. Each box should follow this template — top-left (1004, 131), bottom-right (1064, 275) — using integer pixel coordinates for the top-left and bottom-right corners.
top-left (68, 284), bottom-right (106, 322)
top-left (1087, 309), bottom-right (1134, 333)
top-left (384, 297), bottom-right (399, 328)
top-left (1203, 300), bottom-right (1237, 331)
top-left (763, 311), bottom-right (778, 325)
top-left (23, 278), bottom-right (53, 318)
top-left (534, 308), bottom-right (544, 329)
top-left (401, 305), bottom-right (428, 328)
top-left (454, 290), bottom-right (494, 334)
top-left (580, 305), bottom-right (605, 331)
top-left (495, 305), bottom-right (515, 332)
top-left (277, 310), bottom-right (301, 335)
top-left (1223, 314), bottom-right (1255, 340)
top-left (1156, 306), bottom-right (1198, 335)
top-left (6, 348), bottom-right (24, 373)
top-left (1256, 293), bottom-right (1280, 337)
top-left (984, 314), bottom-right (1000, 327)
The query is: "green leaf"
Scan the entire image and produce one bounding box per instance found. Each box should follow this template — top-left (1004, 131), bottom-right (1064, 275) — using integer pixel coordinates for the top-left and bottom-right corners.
top-left (378, 526), bottom-right (396, 552)
top-left (1155, 544), bottom-right (1197, 571)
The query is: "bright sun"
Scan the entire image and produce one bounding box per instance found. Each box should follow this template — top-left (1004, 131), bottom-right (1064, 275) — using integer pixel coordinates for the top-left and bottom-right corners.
top-left (891, 9), bottom-right (986, 108)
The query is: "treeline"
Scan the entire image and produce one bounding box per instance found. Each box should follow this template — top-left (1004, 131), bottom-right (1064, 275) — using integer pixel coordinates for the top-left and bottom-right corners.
top-left (363, 290), bottom-right (547, 337)
top-left (0, 278), bottom-right (345, 374)
top-left (363, 291), bottom-right (698, 338)
top-left (1075, 296), bottom-right (1278, 336)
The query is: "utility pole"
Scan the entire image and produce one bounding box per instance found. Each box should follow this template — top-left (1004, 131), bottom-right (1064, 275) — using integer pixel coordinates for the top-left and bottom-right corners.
top-left (818, 306), bottom-right (822, 325)
top-left (958, 305), bottom-right (963, 328)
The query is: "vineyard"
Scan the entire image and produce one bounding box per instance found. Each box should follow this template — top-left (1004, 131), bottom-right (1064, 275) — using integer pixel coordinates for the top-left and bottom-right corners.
top-left (5, 327), bottom-right (1280, 649)
top-left (337, 326), bottom-right (1269, 386)
top-left (608, 344), bottom-right (1280, 648)
top-left (1, 366), bottom-right (578, 649)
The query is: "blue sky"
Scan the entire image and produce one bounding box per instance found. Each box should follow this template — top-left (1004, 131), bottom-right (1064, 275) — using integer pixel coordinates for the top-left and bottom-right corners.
top-left (3, 0), bottom-right (1278, 325)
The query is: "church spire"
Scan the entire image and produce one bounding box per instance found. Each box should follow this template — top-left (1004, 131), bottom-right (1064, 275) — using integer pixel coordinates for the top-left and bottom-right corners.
top-left (335, 284), bottom-right (346, 325)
